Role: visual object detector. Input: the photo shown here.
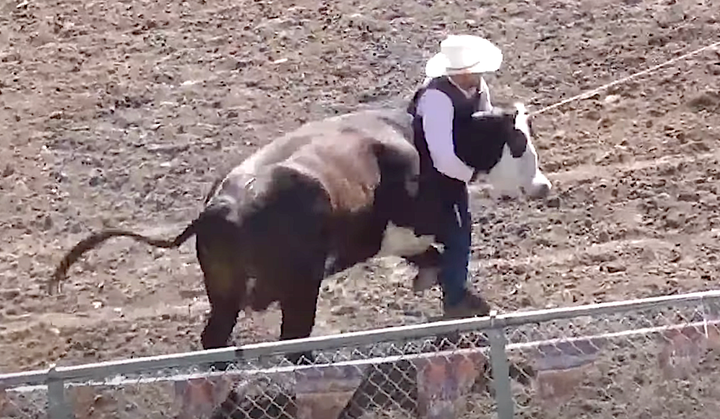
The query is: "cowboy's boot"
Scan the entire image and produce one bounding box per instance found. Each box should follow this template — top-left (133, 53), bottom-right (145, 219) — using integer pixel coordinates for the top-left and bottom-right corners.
top-left (442, 290), bottom-right (492, 319)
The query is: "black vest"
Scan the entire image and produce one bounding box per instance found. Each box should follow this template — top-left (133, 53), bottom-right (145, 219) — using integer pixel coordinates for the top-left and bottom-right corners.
top-left (407, 76), bottom-right (482, 202)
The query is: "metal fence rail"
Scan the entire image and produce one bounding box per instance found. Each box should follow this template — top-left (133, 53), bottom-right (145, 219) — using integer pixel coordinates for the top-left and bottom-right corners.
top-left (2, 290), bottom-right (720, 419)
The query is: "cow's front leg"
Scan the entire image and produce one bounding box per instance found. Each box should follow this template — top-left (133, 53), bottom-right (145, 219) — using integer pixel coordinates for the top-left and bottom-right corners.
top-left (325, 223), bottom-right (385, 278)
top-left (404, 245), bottom-right (442, 293)
top-left (279, 265), bottom-right (323, 366)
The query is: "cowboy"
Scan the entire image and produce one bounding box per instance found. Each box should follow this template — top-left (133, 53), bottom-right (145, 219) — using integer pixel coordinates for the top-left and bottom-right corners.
top-left (407, 34), bottom-right (503, 319)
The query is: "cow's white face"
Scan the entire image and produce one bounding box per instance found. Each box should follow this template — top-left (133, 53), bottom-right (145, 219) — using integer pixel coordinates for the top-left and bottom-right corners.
top-left (484, 103), bottom-right (552, 199)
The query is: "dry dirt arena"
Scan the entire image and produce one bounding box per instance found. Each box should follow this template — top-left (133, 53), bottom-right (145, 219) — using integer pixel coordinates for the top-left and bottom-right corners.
top-left (1, 0), bottom-right (720, 413)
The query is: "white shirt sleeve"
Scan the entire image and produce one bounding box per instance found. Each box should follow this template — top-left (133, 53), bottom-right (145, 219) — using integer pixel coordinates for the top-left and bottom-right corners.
top-left (477, 77), bottom-right (493, 112)
top-left (416, 89), bottom-right (475, 183)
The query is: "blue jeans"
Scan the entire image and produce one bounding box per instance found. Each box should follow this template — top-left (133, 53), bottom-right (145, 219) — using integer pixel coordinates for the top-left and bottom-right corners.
top-left (436, 188), bottom-right (472, 307)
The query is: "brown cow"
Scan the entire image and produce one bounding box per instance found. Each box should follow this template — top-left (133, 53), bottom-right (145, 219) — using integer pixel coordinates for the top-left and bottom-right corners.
top-left (49, 103), bottom-right (551, 365)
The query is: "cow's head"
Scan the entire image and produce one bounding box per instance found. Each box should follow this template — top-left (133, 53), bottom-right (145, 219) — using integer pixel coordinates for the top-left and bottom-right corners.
top-left (456, 103), bottom-right (552, 199)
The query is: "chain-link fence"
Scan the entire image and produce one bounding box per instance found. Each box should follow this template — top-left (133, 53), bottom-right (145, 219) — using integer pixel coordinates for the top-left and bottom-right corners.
top-left (2, 290), bottom-right (720, 419)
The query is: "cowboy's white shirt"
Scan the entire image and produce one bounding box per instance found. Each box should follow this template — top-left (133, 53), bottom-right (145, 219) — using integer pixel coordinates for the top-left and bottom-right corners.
top-left (416, 78), bottom-right (493, 183)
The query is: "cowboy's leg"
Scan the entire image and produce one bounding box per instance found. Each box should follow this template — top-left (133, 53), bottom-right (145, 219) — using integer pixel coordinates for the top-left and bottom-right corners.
top-left (437, 193), bottom-right (470, 306)
top-left (437, 188), bottom-right (491, 318)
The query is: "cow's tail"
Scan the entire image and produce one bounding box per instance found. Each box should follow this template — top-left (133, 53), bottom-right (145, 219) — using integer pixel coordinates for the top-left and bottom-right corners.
top-left (48, 204), bottom-right (227, 295)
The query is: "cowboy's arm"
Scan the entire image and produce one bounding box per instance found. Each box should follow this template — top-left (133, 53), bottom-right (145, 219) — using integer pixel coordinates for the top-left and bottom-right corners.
top-left (477, 77), bottom-right (492, 112)
top-left (417, 89), bottom-right (474, 183)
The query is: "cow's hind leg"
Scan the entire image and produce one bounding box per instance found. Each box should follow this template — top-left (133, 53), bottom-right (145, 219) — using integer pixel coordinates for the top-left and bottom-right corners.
top-left (278, 261), bottom-right (324, 366)
top-left (201, 287), bottom-right (243, 351)
top-left (196, 236), bottom-right (247, 371)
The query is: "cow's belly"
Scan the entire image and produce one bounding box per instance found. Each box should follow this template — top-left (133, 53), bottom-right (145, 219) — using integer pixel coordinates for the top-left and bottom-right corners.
top-left (377, 222), bottom-right (436, 257)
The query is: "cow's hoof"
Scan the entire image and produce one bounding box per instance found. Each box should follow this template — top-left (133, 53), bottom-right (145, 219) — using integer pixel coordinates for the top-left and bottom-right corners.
top-left (285, 351), bottom-right (316, 366)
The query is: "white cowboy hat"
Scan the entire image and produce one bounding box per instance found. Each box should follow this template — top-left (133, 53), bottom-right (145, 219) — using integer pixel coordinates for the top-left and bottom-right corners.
top-left (425, 34), bottom-right (503, 79)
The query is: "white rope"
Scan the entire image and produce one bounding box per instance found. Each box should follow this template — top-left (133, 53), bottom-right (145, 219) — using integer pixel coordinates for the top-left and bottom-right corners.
top-left (530, 39), bottom-right (720, 116)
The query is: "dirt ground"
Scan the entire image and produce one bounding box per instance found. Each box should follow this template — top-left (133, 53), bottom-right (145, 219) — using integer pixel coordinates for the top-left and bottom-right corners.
top-left (1, 0), bottom-right (720, 414)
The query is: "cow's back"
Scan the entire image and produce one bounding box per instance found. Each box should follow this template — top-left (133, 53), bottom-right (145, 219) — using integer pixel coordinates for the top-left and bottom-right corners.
top-left (243, 108), bottom-right (414, 169)
top-left (218, 108), bottom-right (416, 211)
top-left (284, 108), bottom-right (417, 211)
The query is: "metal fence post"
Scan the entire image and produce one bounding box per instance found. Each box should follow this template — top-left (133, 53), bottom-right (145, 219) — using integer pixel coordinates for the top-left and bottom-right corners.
top-left (47, 364), bottom-right (73, 419)
top-left (487, 310), bottom-right (514, 419)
